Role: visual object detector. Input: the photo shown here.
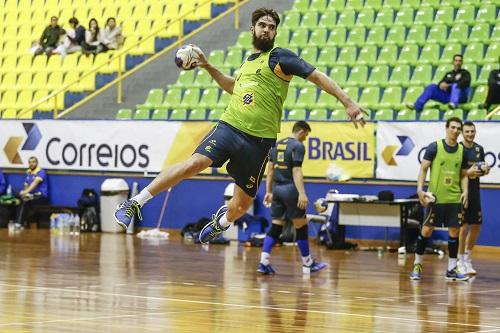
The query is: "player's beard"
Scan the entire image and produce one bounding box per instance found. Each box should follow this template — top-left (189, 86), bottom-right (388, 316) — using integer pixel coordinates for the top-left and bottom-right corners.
top-left (252, 33), bottom-right (275, 52)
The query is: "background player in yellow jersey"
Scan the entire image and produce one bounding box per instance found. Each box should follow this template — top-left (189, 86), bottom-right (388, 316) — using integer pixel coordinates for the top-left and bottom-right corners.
top-left (115, 8), bottom-right (366, 243)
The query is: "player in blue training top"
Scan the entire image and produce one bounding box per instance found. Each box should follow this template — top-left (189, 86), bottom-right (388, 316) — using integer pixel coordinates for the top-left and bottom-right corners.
top-left (258, 121), bottom-right (327, 275)
top-left (458, 121), bottom-right (490, 275)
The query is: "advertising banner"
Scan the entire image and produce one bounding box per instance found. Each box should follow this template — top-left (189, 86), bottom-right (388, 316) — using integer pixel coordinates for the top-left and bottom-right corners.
top-left (376, 122), bottom-right (500, 183)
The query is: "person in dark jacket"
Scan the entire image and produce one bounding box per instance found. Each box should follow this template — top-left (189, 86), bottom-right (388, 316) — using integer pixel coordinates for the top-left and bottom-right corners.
top-left (56, 17), bottom-right (85, 58)
top-left (481, 56), bottom-right (500, 111)
top-left (34, 16), bottom-right (65, 56)
top-left (408, 54), bottom-right (471, 112)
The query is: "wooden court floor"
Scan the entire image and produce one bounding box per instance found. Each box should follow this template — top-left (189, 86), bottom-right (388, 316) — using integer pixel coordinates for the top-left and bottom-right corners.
top-left (1, 229), bottom-right (500, 333)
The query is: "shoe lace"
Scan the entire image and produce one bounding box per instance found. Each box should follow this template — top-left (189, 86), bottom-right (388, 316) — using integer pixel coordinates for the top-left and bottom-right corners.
top-left (125, 202), bottom-right (142, 220)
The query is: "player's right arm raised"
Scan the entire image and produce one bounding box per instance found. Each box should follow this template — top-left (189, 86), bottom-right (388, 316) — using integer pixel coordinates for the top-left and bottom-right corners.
top-left (192, 45), bottom-right (235, 94)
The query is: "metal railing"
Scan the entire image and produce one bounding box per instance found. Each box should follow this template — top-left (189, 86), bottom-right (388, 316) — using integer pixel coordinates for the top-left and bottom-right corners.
top-left (17, 0), bottom-right (248, 119)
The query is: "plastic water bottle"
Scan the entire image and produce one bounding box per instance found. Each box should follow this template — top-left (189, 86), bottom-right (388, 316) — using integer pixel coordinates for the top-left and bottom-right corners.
top-left (50, 213), bottom-right (56, 235)
top-left (74, 214), bottom-right (80, 236)
top-left (6, 185), bottom-right (12, 196)
top-left (59, 213), bottom-right (66, 235)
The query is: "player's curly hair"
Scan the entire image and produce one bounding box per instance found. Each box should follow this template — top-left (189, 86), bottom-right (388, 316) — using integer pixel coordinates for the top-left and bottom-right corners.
top-left (251, 8), bottom-right (280, 27)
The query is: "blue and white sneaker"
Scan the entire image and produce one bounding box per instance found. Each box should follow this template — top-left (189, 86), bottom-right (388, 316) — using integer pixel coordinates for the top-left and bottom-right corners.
top-left (199, 205), bottom-right (228, 244)
top-left (303, 260), bottom-right (327, 274)
top-left (114, 199), bottom-right (142, 231)
top-left (410, 263), bottom-right (422, 280)
top-left (446, 266), bottom-right (470, 281)
top-left (257, 263), bottom-right (276, 275)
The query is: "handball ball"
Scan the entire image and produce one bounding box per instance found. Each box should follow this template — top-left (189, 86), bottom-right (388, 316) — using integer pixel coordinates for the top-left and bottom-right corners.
top-left (314, 198), bottom-right (328, 213)
top-left (326, 163), bottom-right (350, 182)
top-left (174, 45), bottom-right (199, 70)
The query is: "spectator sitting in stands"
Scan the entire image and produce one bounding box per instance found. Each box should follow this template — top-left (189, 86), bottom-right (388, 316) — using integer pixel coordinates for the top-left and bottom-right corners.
top-left (33, 16), bottom-right (65, 56)
top-left (408, 54), bottom-right (471, 112)
top-left (480, 56), bottom-right (500, 111)
top-left (82, 18), bottom-right (105, 55)
top-left (55, 17), bottom-right (85, 58)
top-left (15, 156), bottom-right (49, 228)
top-left (101, 17), bottom-right (124, 51)
top-left (0, 169), bottom-right (6, 195)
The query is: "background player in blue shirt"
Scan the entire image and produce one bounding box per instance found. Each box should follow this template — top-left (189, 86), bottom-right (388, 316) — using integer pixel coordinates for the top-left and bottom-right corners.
top-left (258, 121), bottom-right (326, 275)
top-left (459, 121), bottom-right (489, 275)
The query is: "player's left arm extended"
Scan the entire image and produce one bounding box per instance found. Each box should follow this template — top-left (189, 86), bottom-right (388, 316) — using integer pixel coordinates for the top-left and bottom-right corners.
top-left (460, 169), bottom-right (469, 208)
top-left (306, 70), bottom-right (366, 127)
top-left (292, 167), bottom-right (308, 210)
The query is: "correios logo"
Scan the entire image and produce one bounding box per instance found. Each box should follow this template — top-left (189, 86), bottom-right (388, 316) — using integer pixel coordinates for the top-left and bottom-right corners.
top-left (3, 123), bottom-right (42, 164)
top-left (382, 136), bottom-right (415, 166)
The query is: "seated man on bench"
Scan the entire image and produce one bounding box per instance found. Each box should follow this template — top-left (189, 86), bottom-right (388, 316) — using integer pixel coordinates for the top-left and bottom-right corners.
top-left (15, 156), bottom-right (49, 228)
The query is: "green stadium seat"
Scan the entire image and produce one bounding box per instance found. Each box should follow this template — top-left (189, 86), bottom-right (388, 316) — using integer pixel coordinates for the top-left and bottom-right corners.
top-left (440, 0), bottom-right (460, 7)
top-left (373, 109), bottom-right (394, 121)
top-left (327, 27), bottom-right (347, 46)
top-left (283, 11), bottom-right (301, 28)
top-left (317, 46), bottom-right (337, 67)
top-left (421, 0), bottom-right (440, 8)
top-left (448, 24), bottom-right (469, 43)
top-left (441, 43), bottom-right (462, 63)
top-left (384, 0), bottom-right (402, 7)
top-left (433, 64), bottom-right (450, 81)
top-left (466, 108), bottom-right (487, 121)
top-left (401, 0), bottom-right (420, 8)
top-left (346, 27), bottom-right (366, 46)
top-left (380, 86), bottom-right (403, 109)
top-left (492, 24), bottom-right (500, 41)
top-left (414, 7), bottom-right (434, 26)
top-left (136, 89), bottom-right (164, 109)
top-left (330, 109), bottom-right (347, 121)
top-left (491, 113), bottom-right (500, 121)
top-left (390, 65), bottom-right (410, 87)
top-left (406, 24), bottom-right (426, 45)
top-left (378, 45), bottom-right (398, 65)
top-left (419, 108), bottom-right (440, 120)
top-left (455, 6), bottom-right (475, 25)
top-left (411, 65), bottom-right (432, 85)
top-left (287, 108), bottom-right (307, 120)
top-left (386, 25), bottom-right (407, 46)
top-left (318, 10), bottom-right (337, 29)
top-left (419, 43), bottom-right (440, 64)
top-left (346, 0), bottom-right (364, 10)
top-left (225, 49), bottom-right (243, 67)
top-left (163, 87), bottom-right (183, 108)
top-left (443, 109), bottom-right (464, 120)
top-left (483, 44), bottom-right (500, 64)
top-left (398, 44), bottom-right (419, 64)
top-left (236, 32), bottom-right (252, 49)
top-left (308, 108), bottom-right (328, 121)
top-left (296, 87), bottom-right (317, 108)
top-left (366, 26), bottom-right (386, 46)
top-left (357, 46), bottom-right (377, 65)
top-left (337, 46), bottom-right (357, 65)
top-left (374, 8), bottom-right (394, 27)
top-left (193, 70), bottom-right (213, 87)
top-left (169, 109), bottom-right (188, 121)
top-left (365, 0), bottom-right (383, 9)
top-left (347, 65), bottom-right (368, 86)
top-left (471, 85), bottom-right (487, 104)
top-left (397, 109), bottom-right (417, 120)
top-left (292, 0), bottom-right (310, 13)
top-left (477, 64), bottom-right (494, 84)
top-left (476, 4), bottom-right (496, 24)
top-left (188, 108), bottom-right (207, 121)
top-left (180, 88), bottom-right (201, 107)
top-left (309, 28), bottom-right (327, 46)
top-left (337, 9), bottom-right (356, 27)
top-left (357, 8), bottom-right (375, 27)
top-left (207, 108), bottom-right (225, 121)
top-left (434, 6), bottom-right (455, 25)
top-left (463, 44), bottom-right (484, 66)
top-left (427, 24), bottom-right (448, 44)
top-left (310, 0), bottom-right (328, 12)
top-left (116, 108), bottom-right (132, 120)
top-left (199, 88), bottom-right (219, 109)
top-left (284, 87), bottom-right (298, 110)
top-left (469, 23), bottom-right (490, 43)
top-left (463, 63), bottom-right (478, 82)
top-left (368, 65), bottom-right (389, 86)
top-left (300, 47), bottom-right (318, 63)
top-left (317, 90), bottom-right (341, 109)
top-left (275, 28), bottom-right (291, 46)
top-left (301, 12), bottom-right (318, 28)
top-left (394, 8), bottom-right (414, 27)
top-left (359, 87), bottom-right (380, 109)
top-left (290, 28), bottom-right (309, 48)
top-left (151, 109), bottom-right (168, 120)
top-left (329, 65), bottom-right (348, 85)
top-left (344, 86), bottom-right (360, 102)
top-left (177, 70), bottom-right (196, 87)
top-left (134, 109), bottom-right (150, 120)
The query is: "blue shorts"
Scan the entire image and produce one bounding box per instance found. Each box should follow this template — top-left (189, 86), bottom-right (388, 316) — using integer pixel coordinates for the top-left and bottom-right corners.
top-left (271, 183), bottom-right (306, 220)
top-left (194, 121), bottom-right (275, 197)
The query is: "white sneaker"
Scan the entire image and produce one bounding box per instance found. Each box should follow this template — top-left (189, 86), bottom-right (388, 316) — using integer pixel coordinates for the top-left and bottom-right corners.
top-left (464, 260), bottom-right (477, 275)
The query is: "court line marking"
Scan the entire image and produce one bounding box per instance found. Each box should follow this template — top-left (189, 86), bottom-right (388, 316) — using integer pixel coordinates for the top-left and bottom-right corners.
top-left (0, 282), bottom-right (499, 330)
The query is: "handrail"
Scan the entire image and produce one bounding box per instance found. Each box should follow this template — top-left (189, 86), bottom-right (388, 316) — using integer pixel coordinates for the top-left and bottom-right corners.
top-left (485, 105), bottom-right (500, 120)
top-left (17, 0), bottom-right (247, 119)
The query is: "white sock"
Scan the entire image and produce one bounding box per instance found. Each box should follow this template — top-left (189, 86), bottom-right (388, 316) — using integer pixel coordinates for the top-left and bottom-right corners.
top-left (464, 250), bottom-right (472, 262)
top-left (218, 213), bottom-right (232, 228)
top-left (448, 258), bottom-right (458, 271)
top-left (302, 255), bottom-right (313, 266)
top-left (414, 254), bottom-right (423, 265)
top-left (458, 254), bottom-right (465, 263)
top-left (260, 252), bottom-right (270, 265)
top-left (132, 189), bottom-right (153, 207)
